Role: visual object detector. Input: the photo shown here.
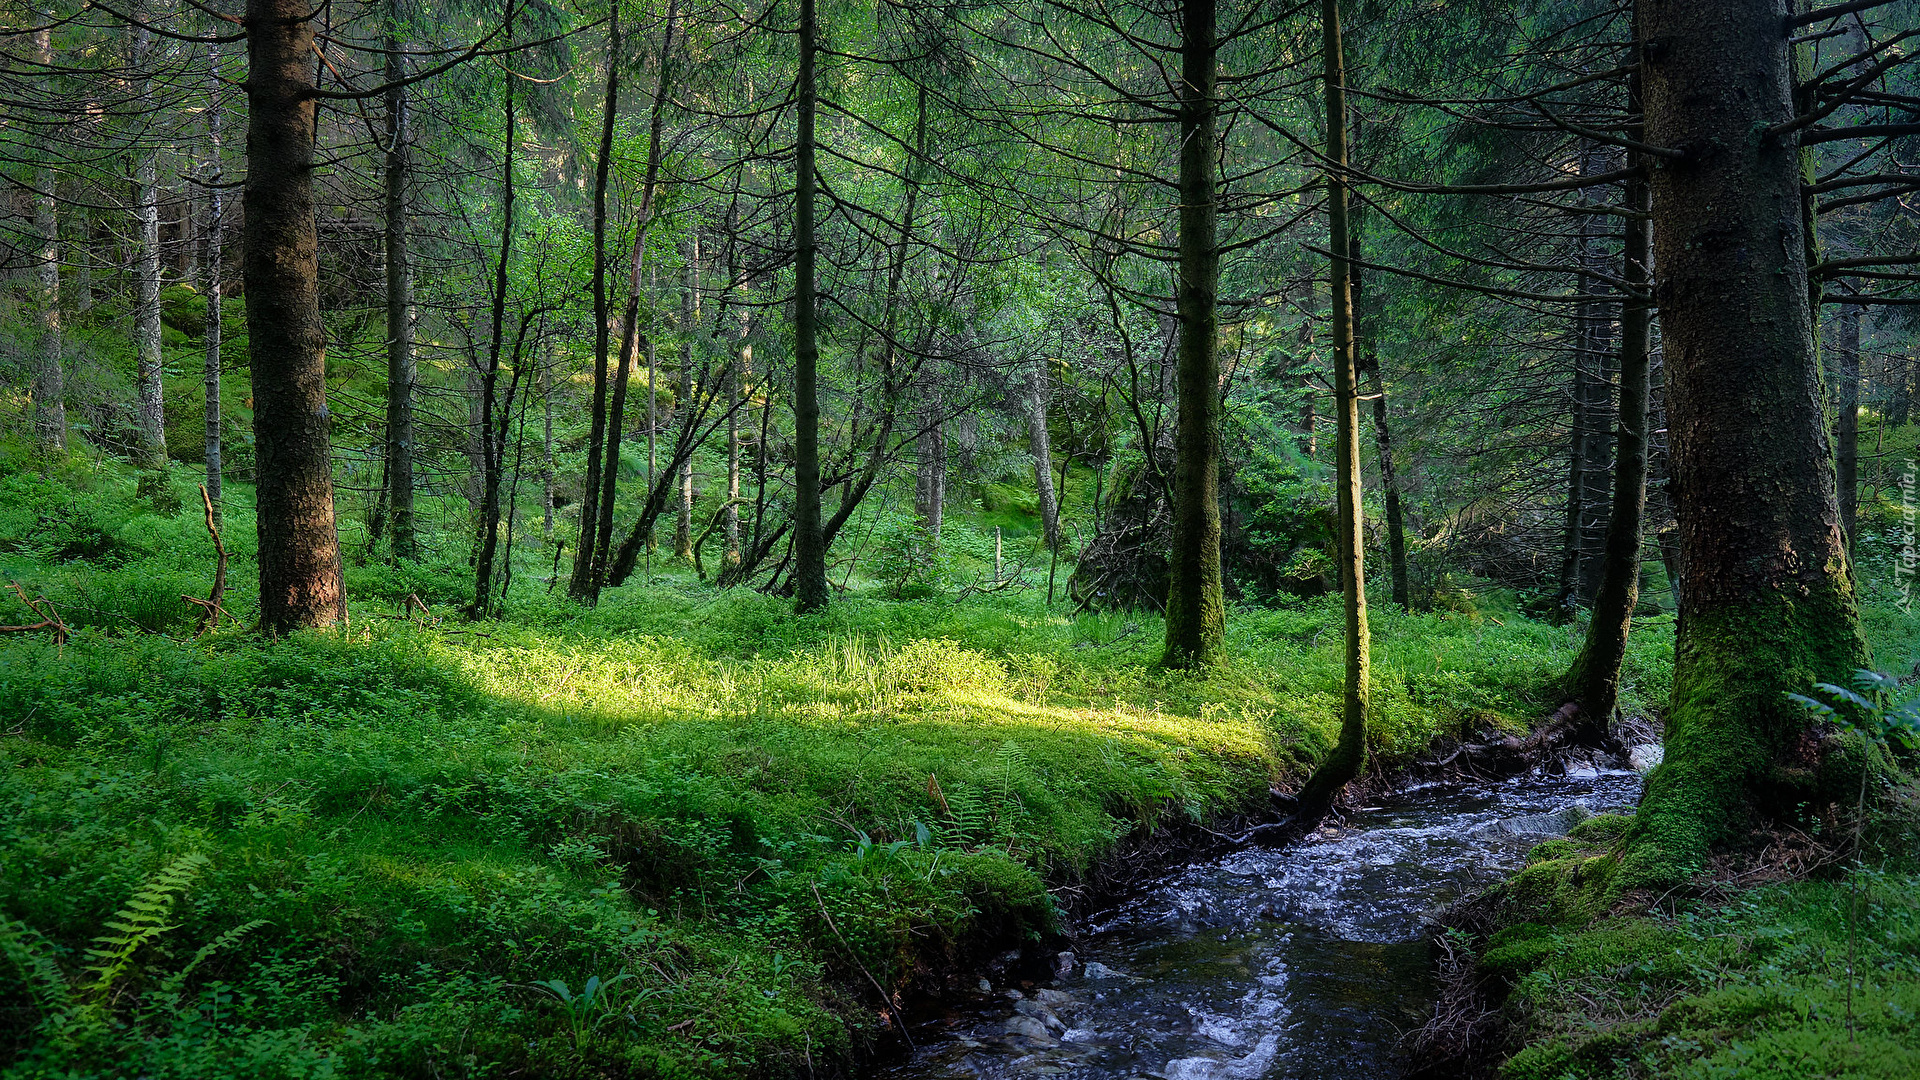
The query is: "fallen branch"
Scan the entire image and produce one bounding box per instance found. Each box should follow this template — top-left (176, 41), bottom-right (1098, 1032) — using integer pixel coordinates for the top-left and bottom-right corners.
top-left (183, 484), bottom-right (229, 634)
top-left (1, 581), bottom-right (69, 651)
top-left (810, 881), bottom-right (913, 1050)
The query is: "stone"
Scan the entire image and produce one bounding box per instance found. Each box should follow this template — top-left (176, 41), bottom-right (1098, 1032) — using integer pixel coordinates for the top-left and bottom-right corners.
top-left (1034, 988), bottom-right (1077, 1008)
top-left (1002, 1015), bottom-right (1057, 1045)
top-left (1628, 743), bottom-right (1664, 773)
top-left (1014, 998), bottom-right (1066, 1033)
top-left (1082, 961), bottom-right (1126, 980)
top-left (1051, 950), bottom-right (1076, 978)
top-left (977, 978), bottom-right (992, 992)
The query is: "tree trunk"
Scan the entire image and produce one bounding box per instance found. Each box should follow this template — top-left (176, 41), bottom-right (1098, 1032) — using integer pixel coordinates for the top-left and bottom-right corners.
top-left (1294, 0), bottom-right (1369, 827)
top-left (1833, 302), bottom-right (1860, 548)
top-left (1351, 204), bottom-right (1408, 611)
top-left (727, 333), bottom-right (747, 565)
top-left (675, 237), bottom-right (698, 559)
top-left (132, 25), bottom-right (166, 477)
top-left (471, 0), bottom-right (518, 618)
top-left (791, 0), bottom-right (828, 613)
top-left (1627, 0), bottom-right (1869, 884)
top-left (244, 0), bottom-right (346, 633)
top-left (570, 8), bottom-right (620, 599)
top-left (202, 42), bottom-right (224, 513)
top-left (916, 380), bottom-right (945, 543)
top-left (380, 9), bottom-right (418, 560)
top-left (591, 3), bottom-right (678, 599)
top-left (30, 17), bottom-right (64, 453)
top-left (1030, 358), bottom-right (1061, 551)
top-left (542, 363), bottom-right (555, 540)
top-left (1161, 0), bottom-right (1224, 668)
top-left (1565, 155), bottom-right (1652, 738)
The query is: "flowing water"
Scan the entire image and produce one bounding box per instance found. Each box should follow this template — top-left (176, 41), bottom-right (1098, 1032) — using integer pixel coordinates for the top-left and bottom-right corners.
top-left (882, 769), bottom-right (1644, 1080)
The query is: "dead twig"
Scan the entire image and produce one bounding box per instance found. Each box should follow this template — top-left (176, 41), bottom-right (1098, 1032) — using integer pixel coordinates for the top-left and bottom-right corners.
top-left (184, 484), bottom-right (229, 634)
top-left (1, 581), bottom-right (69, 652)
top-left (810, 881), bottom-right (913, 1050)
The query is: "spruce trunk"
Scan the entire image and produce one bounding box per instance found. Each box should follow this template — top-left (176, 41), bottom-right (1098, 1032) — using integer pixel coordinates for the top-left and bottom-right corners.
top-left (244, 0), bottom-right (347, 632)
top-left (791, 0), bottom-right (828, 613)
top-left (1627, 0), bottom-right (1868, 882)
top-left (1161, 0), bottom-right (1224, 668)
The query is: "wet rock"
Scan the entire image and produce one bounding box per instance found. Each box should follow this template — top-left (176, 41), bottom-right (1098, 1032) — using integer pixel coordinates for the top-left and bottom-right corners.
top-left (1486, 803), bottom-right (1591, 837)
top-left (1013, 998), bottom-right (1067, 1033)
top-left (1081, 961), bottom-right (1126, 980)
top-left (1628, 743), bottom-right (1664, 772)
top-left (1051, 950), bottom-right (1076, 978)
top-left (1033, 988), bottom-right (1077, 1009)
top-left (976, 978), bottom-right (992, 992)
top-left (1001, 1015), bottom-right (1057, 1045)
top-left (1004, 988), bottom-right (1024, 1000)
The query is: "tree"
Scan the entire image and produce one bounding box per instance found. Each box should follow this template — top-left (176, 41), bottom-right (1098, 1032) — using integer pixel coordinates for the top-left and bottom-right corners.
top-left (1292, 0), bottom-right (1368, 827)
top-left (378, 0), bottom-right (419, 560)
top-left (1622, 0), bottom-right (1869, 883)
top-left (201, 41), bottom-right (225, 513)
top-left (28, 11), bottom-right (64, 453)
top-left (245, 0), bottom-right (347, 632)
top-left (1159, 0), bottom-right (1224, 668)
top-left (790, 0), bottom-right (828, 613)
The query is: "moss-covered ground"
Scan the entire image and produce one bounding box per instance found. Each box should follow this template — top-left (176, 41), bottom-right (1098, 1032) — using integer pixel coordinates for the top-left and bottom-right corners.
top-left (0, 457), bottom-right (1676, 1079)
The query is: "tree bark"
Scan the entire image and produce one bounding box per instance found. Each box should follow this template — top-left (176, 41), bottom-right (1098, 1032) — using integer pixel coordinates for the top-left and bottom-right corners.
top-left (1351, 205), bottom-right (1408, 611)
top-left (1565, 156), bottom-right (1652, 738)
top-left (1833, 302), bottom-right (1860, 548)
top-left (1161, 0), bottom-right (1224, 668)
top-left (727, 333), bottom-right (747, 565)
top-left (590, 1), bottom-right (677, 600)
top-left (1030, 358), bottom-right (1061, 551)
top-left (202, 42), bottom-right (224, 514)
top-left (569, 7), bottom-right (620, 599)
top-left (791, 0), bottom-right (828, 613)
top-left (30, 17), bottom-right (64, 453)
top-left (380, 6), bottom-right (417, 560)
top-left (1293, 0), bottom-right (1369, 827)
top-left (675, 237), bottom-right (698, 559)
top-left (1627, 0), bottom-right (1869, 884)
top-left (470, 0), bottom-right (518, 618)
top-left (132, 24), bottom-right (166, 476)
top-left (244, 0), bottom-right (346, 633)
top-left (916, 381), bottom-right (945, 543)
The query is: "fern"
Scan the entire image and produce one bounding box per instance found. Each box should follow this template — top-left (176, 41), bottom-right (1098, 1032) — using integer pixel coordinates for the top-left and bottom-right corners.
top-left (941, 784), bottom-right (989, 846)
top-left (149, 918), bottom-right (268, 1014)
top-left (0, 917), bottom-right (73, 1016)
top-left (994, 740), bottom-right (1031, 842)
top-left (81, 852), bottom-right (208, 1003)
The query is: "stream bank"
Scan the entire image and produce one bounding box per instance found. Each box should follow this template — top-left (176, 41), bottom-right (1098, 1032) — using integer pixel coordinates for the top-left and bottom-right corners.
top-left (876, 769), bottom-right (1644, 1079)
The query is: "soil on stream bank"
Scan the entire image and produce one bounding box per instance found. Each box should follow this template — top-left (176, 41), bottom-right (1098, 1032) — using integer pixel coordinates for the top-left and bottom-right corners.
top-left (878, 769), bottom-right (1644, 1080)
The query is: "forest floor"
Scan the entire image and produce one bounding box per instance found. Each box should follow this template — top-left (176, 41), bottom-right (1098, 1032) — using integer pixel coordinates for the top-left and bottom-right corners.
top-left (1, 457), bottom-right (1913, 1079)
top-left (0, 458), bottom-right (1672, 1079)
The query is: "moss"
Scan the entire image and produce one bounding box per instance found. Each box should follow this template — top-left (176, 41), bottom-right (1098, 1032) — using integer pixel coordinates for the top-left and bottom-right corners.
top-left (1617, 581), bottom-right (1867, 893)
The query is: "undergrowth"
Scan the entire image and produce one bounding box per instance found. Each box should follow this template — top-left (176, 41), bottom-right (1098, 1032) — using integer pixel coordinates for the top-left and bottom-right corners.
top-left (0, 461), bottom-right (1675, 1078)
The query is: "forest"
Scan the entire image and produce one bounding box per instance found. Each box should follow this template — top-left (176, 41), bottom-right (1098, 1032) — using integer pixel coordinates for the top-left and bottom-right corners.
top-left (0, 0), bottom-right (1917, 1077)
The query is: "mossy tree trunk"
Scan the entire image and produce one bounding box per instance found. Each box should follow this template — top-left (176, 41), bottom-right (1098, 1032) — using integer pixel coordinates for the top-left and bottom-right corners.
top-left (245, 0), bottom-right (347, 633)
top-left (1161, 0), bottom-right (1224, 669)
top-left (1625, 0), bottom-right (1868, 884)
top-left (1294, 0), bottom-right (1369, 825)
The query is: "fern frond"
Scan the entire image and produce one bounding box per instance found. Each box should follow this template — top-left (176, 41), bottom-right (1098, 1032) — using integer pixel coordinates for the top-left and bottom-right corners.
top-left (150, 918), bottom-right (268, 1014)
top-left (81, 851), bottom-right (209, 1002)
top-left (0, 918), bottom-right (74, 1014)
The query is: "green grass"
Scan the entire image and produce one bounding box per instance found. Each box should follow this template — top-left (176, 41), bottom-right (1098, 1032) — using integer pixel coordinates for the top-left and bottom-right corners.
top-left (0, 456), bottom-right (1676, 1079)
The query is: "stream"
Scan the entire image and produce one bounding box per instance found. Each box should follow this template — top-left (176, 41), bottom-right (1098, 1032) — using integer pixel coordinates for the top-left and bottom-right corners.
top-left (882, 768), bottom-right (1645, 1080)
